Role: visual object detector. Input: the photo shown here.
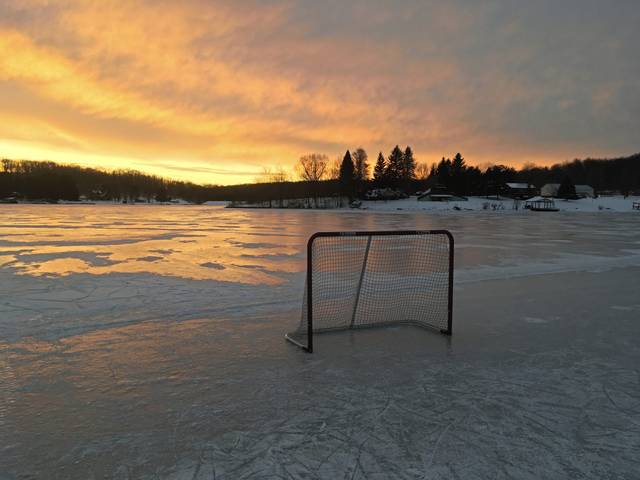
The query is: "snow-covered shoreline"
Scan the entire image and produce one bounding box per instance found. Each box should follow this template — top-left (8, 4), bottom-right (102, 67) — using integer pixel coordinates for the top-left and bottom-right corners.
top-left (6, 195), bottom-right (640, 212)
top-left (222, 195), bottom-right (640, 213)
top-left (359, 195), bottom-right (640, 213)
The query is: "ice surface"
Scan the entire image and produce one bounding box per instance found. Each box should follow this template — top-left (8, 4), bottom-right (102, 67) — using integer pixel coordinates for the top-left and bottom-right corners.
top-left (1, 205), bottom-right (639, 479)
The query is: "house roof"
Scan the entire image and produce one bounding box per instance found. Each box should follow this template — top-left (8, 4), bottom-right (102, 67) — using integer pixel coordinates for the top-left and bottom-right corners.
top-left (505, 182), bottom-right (531, 189)
top-left (417, 193), bottom-right (454, 199)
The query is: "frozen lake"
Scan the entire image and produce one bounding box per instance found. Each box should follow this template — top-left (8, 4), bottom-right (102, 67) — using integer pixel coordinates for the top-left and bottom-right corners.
top-left (1, 205), bottom-right (640, 479)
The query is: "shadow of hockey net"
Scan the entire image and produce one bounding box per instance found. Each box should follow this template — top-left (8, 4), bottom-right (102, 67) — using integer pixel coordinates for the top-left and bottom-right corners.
top-left (286, 230), bottom-right (454, 352)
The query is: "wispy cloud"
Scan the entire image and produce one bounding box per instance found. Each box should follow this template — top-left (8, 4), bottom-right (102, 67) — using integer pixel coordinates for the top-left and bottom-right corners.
top-left (0, 0), bottom-right (638, 183)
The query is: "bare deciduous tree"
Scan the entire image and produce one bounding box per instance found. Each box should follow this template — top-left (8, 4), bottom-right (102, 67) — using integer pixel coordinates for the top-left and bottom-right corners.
top-left (415, 162), bottom-right (430, 180)
top-left (296, 153), bottom-right (329, 208)
top-left (256, 166), bottom-right (289, 184)
top-left (296, 153), bottom-right (328, 182)
top-left (352, 148), bottom-right (369, 181)
top-left (328, 156), bottom-right (342, 180)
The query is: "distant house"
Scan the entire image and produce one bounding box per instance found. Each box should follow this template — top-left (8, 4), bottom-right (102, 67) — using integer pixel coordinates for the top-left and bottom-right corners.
top-left (502, 182), bottom-right (538, 199)
top-left (541, 183), bottom-right (595, 198)
top-left (575, 185), bottom-right (595, 198)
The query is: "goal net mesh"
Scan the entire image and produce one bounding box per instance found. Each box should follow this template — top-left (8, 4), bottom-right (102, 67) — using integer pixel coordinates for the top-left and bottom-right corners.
top-left (287, 231), bottom-right (452, 348)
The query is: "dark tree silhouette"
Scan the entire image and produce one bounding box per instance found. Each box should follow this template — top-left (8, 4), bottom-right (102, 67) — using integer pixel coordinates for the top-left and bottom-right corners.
top-left (2, 152), bottom-right (640, 205)
top-left (484, 164), bottom-right (516, 197)
top-left (339, 150), bottom-right (356, 199)
top-left (155, 184), bottom-right (170, 202)
top-left (415, 162), bottom-right (430, 180)
top-left (436, 157), bottom-right (452, 190)
top-left (557, 175), bottom-right (577, 199)
top-left (297, 153), bottom-right (328, 182)
top-left (385, 146), bottom-right (404, 188)
top-left (297, 153), bottom-right (329, 206)
top-left (352, 148), bottom-right (369, 182)
top-left (373, 152), bottom-right (386, 187)
top-left (450, 153), bottom-right (466, 194)
top-left (402, 146), bottom-right (416, 190)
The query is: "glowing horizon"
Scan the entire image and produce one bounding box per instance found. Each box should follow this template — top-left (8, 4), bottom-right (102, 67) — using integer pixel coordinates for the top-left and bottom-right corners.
top-left (1, 1), bottom-right (638, 185)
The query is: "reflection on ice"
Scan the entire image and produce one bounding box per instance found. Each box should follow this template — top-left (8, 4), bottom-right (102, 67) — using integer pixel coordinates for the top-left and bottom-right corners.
top-left (1, 205), bottom-right (640, 478)
top-left (0, 206), bottom-right (304, 284)
top-left (1, 205), bottom-right (638, 286)
top-left (0, 205), bottom-right (639, 344)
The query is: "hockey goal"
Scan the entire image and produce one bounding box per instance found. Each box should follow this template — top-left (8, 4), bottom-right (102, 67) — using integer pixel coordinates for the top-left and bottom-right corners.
top-left (286, 230), bottom-right (454, 352)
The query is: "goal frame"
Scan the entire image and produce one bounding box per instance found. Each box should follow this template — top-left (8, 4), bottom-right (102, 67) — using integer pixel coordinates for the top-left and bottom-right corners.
top-left (286, 230), bottom-right (454, 353)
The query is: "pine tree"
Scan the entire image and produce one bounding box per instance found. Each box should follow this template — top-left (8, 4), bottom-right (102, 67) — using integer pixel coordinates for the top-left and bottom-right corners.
top-left (451, 153), bottom-right (466, 175)
top-left (373, 152), bottom-right (386, 187)
top-left (451, 153), bottom-right (467, 195)
top-left (403, 146), bottom-right (416, 181)
top-left (557, 175), bottom-right (577, 199)
top-left (385, 145), bottom-right (404, 188)
top-left (339, 150), bottom-right (356, 199)
top-left (436, 157), bottom-right (452, 189)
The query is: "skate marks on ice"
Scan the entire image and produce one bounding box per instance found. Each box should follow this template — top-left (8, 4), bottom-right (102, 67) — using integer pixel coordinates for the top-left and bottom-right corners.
top-left (2, 295), bottom-right (640, 480)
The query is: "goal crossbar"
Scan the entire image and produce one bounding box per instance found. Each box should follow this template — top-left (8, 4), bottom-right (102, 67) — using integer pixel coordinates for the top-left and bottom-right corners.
top-left (286, 230), bottom-right (454, 352)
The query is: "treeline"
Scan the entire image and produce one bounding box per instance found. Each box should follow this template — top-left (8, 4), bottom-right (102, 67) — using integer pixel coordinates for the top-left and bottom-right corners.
top-left (307, 148), bottom-right (640, 198)
top-left (510, 154), bottom-right (640, 194)
top-left (0, 158), bottom-right (346, 204)
top-left (425, 153), bottom-right (640, 196)
top-left (233, 148), bottom-right (640, 202)
top-left (0, 159), bottom-right (220, 203)
top-left (1, 150), bottom-right (639, 204)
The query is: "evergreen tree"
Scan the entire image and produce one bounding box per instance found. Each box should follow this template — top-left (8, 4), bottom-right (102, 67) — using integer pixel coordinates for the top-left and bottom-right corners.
top-left (339, 150), bottom-right (356, 199)
top-left (451, 153), bottom-right (466, 175)
top-left (466, 166), bottom-right (483, 195)
top-left (402, 146), bottom-right (416, 180)
top-left (484, 164), bottom-right (516, 196)
top-left (450, 153), bottom-right (467, 194)
top-left (373, 152), bottom-right (386, 187)
top-left (402, 146), bottom-right (416, 191)
top-left (385, 145), bottom-right (404, 188)
top-left (557, 175), bottom-right (577, 199)
top-left (429, 163), bottom-right (436, 179)
top-left (436, 157), bottom-right (452, 190)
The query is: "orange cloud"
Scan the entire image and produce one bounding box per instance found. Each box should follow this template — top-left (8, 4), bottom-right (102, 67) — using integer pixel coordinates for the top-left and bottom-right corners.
top-left (0, 0), bottom-right (637, 183)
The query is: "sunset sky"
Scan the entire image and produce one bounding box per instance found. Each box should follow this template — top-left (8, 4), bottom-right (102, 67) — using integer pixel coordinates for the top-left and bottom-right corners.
top-left (1, 1), bottom-right (638, 185)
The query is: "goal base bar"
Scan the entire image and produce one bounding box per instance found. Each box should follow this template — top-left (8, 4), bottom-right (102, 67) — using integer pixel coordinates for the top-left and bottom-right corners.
top-left (286, 321), bottom-right (452, 353)
top-left (284, 333), bottom-right (313, 353)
